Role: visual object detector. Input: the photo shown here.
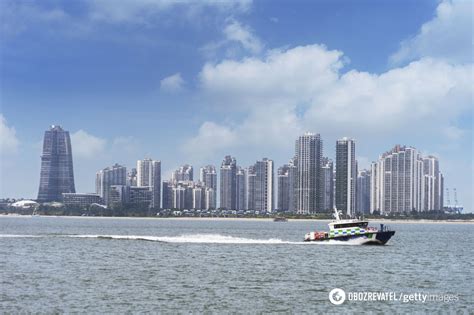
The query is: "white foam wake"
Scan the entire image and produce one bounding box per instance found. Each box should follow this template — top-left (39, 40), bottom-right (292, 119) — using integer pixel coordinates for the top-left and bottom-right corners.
top-left (69, 234), bottom-right (292, 244)
top-left (0, 234), bottom-right (41, 238)
top-left (0, 234), bottom-right (367, 245)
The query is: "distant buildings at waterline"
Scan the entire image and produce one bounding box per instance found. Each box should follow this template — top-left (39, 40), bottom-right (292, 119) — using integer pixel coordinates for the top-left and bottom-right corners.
top-left (34, 125), bottom-right (450, 214)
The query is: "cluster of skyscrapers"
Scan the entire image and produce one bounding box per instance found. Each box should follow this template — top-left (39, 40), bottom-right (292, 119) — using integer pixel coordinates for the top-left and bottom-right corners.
top-left (37, 125), bottom-right (445, 215)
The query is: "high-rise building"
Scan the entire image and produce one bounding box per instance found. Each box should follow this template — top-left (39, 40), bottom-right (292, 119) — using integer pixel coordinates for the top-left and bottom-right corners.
top-left (295, 133), bottom-right (323, 214)
top-left (137, 159), bottom-right (161, 208)
top-left (162, 180), bottom-right (173, 209)
top-left (246, 165), bottom-right (256, 210)
top-left (370, 145), bottom-right (424, 214)
top-left (251, 158), bottom-right (274, 213)
top-left (172, 165), bottom-right (193, 182)
top-left (37, 125), bottom-right (75, 202)
top-left (200, 165), bottom-right (217, 209)
top-left (220, 156), bottom-right (237, 210)
top-left (236, 167), bottom-right (247, 210)
top-left (204, 188), bottom-right (216, 211)
top-left (277, 164), bottom-right (290, 212)
top-left (192, 186), bottom-right (204, 210)
top-left (287, 158), bottom-right (297, 213)
top-left (335, 137), bottom-right (357, 216)
top-left (321, 158), bottom-right (334, 212)
top-left (356, 169), bottom-right (371, 214)
top-left (422, 156), bottom-right (443, 211)
top-left (277, 160), bottom-right (297, 212)
top-left (96, 164), bottom-right (127, 206)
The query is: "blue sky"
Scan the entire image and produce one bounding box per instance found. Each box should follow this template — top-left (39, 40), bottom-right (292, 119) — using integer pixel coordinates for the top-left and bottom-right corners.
top-left (0, 0), bottom-right (472, 211)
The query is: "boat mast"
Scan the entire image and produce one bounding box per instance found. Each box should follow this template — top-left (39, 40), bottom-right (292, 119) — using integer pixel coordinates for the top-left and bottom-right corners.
top-left (333, 207), bottom-right (341, 221)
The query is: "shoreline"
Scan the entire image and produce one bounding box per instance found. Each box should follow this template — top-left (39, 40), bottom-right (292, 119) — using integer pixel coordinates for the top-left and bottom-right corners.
top-left (1, 214), bottom-right (473, 224)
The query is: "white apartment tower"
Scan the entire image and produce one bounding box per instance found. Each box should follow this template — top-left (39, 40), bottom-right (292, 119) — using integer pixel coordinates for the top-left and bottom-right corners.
top-left (370, 146), bottom-right (424, 214)
top-left (137, 158), bottom-right (161, 208)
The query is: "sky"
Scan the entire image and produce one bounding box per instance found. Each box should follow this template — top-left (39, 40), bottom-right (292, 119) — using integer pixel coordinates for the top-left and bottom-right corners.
top-left (0, 0), bottom-right (472, 211)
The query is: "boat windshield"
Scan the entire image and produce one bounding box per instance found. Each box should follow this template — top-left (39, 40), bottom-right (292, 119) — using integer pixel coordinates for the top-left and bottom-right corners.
top-left (333, 222), bottom-right (368, 229)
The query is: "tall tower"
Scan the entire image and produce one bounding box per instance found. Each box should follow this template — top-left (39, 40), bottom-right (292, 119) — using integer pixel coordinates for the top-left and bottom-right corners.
top-left (137, 159), bottom-right (161, 208)
top-left (220, 155), bottom-right (237, 210)
top-left (335, 137), bottom-right (356, 216)
top-left (200, 165), bottom-right (217, 209)
top-left (422, 156), bottom-right (442, 211)
top-left (370, 145), bottom-right (424, 214)
top-left (254, 158), bottom-right (274, 212)
top-left (246, 165), bottom-right (256, 210)
top-left (321, 157), bottom-right (334, 212)
top-left (37, 125), bottom-right (75, 202)
top-left (295, 133), bottom-right (323, 214)
top-left (236, 167), bottom-right (247, 210)
top-left (356, 169), bottom-right (371, 214)
top-left (277, 164), bottom-right (290, 212)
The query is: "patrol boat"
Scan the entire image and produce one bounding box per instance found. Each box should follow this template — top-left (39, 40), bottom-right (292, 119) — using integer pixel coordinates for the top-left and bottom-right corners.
top-left (304, 208), bottom-right (395, 245)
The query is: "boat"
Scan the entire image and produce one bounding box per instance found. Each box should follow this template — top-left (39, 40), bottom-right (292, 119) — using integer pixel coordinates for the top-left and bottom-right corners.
top-left (304, 208), bottom-right (395, 245)
top-left (273, 217), bottom-right (288, 222)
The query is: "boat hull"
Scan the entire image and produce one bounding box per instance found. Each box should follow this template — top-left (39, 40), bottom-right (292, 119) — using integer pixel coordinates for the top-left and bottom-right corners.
top-left (304, 231), bottom-right (395, 245)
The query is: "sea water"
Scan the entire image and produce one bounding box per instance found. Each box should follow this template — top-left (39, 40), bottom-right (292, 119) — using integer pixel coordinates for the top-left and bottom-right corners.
top-left (0, 216), bottom-right (472, 313)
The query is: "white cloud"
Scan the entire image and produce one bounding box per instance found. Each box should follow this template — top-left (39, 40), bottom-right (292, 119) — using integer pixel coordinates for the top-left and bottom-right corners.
top-left (1, 0), bottom-right (253, 37)
top-left (183, 122), bottom-right (238, 160)
top-left (0, 114), bottom-right (19, 154)
top-left (160, 73), bottom-right (185, 93)
top-left (223, 19), bottom-right (263, 54)
top-left (200, 19), bottom-right (263, 59)
top-left (71, 130), bottom-right (106, 159)
top-left (112, 136), bottom-right (140, 154)
top-left (390, 0), bottom-right (473, 65)
top-left (87, 0), bottom-right (252, 24)
top-left (187, 45), bottom-right (472, 159)
top-left (1, 1), bottom-right (68, 36)
top-left (199, 44), bottom-right (344, 109)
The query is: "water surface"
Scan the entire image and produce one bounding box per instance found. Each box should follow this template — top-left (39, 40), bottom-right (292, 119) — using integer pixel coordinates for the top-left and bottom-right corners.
top-left (1, 217), bottom-right (472, 313)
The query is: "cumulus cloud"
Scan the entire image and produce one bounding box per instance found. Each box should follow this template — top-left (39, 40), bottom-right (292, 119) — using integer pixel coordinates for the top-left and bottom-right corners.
top-left (186, 44), bottom-right (472, 159)
top-left (160, 73), bottom-right (185, 93)
top-left (199, 44), bottom-right (344, 108)
top-left (390, 0), bottom-right (473, 65)
top-left (71, 130), bottom-right (106, 159)
top-left (183, 122), bottom-right (238, 159)
top-left (0, 114), bottom-right (19, 154)
top-left (223, 19), bottom-right (263, 54)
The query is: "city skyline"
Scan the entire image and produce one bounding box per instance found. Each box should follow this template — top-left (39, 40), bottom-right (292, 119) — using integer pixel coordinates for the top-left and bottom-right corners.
top-left (1, 0), bottom-right (472, 211)
top-left (27, 124), bottom-right (449, 214)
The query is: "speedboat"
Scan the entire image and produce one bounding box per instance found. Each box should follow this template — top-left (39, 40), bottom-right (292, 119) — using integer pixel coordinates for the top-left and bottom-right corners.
top-left (304, 208), bottom-right (395, 245)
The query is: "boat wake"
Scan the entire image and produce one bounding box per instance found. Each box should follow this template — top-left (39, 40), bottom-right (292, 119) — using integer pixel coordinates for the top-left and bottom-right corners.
top-left (0, 234), bottom-right (366, 245)
top-left (69, 234), bottom-right (294, 244)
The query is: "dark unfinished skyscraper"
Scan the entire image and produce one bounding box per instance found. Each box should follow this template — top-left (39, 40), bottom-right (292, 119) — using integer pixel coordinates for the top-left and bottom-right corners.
top-left (295, 133), bottom-right (323, 214)
top-left (335, 137), bottom-right (356, 216)
top-left (37, 125), bottom-right (75, 202)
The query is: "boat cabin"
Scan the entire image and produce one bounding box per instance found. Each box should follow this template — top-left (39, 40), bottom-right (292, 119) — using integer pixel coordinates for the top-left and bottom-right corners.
top-left (328, 220), bottom-right (369, 230)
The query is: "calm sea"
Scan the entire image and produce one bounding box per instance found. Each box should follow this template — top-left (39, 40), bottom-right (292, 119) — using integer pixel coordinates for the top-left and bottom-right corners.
top-left (0, 216), bottom-right (472, 313)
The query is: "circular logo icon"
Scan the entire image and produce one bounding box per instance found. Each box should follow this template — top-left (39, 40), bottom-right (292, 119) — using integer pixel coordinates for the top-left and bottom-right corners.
top-left (329, 288), bottom-right (346, 305)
